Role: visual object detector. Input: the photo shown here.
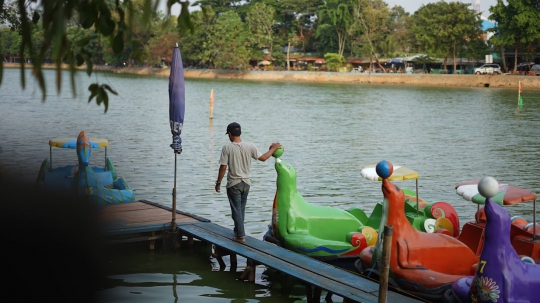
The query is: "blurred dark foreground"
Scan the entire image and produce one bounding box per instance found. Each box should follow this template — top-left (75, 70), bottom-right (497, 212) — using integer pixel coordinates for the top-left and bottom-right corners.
top-left (0, 179), bottom-right (107, 303)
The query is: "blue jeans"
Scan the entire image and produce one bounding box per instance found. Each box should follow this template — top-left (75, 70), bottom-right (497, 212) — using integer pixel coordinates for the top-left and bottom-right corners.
top-left (226, 181), bottom-right (250, 238)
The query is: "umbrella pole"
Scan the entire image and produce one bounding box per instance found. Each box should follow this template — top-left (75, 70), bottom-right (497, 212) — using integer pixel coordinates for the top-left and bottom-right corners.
top-left (172, 153), bottom-right (177, 229)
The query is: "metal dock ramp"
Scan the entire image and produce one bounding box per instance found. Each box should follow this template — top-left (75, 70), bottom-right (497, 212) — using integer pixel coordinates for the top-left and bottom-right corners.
top-left (100, 200), bottom-right (423, 303)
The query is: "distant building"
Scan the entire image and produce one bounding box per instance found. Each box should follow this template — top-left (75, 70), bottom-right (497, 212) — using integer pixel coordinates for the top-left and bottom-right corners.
top-left (281, 46), bottom-right (301, 53)
top-left (481, 15), bottom-right (496, 42)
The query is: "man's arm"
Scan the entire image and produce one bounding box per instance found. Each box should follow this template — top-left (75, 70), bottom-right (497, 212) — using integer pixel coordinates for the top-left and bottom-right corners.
top-left (258, 142), bottom-right (282, 162)
top-left (215, 164), bottom-right (227, 193)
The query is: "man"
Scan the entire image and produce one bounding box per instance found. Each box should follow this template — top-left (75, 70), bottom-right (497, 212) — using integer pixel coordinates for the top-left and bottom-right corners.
top-left (215, 122), bottom-right (281, 243)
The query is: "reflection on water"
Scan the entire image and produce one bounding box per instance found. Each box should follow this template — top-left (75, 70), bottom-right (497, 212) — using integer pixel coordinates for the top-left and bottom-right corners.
top-left (1, 68), bottom-right (540, 302)
top-left (97, 242), bottom-right (305, 303)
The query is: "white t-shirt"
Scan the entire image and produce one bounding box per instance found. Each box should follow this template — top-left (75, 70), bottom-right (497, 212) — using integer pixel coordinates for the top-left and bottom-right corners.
top-left (219, 141), bottom-right (262, 188)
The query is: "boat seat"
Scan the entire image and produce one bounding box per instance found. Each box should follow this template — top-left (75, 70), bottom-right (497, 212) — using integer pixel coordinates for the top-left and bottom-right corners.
top-left (347, 207), bottom-right (369, 223)
top-left (457, 222), bottom-right (485, 256)
top-left (94, 171), bottom-right (114, 187)
top-left (42, 170), bottom-right (73, 192)
top-left (511, 236), bottom-right (540, 262)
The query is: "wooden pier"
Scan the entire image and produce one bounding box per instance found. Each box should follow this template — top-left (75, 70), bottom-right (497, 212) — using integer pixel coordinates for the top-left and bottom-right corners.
top-left (100, 200), bottom-right (423, 303)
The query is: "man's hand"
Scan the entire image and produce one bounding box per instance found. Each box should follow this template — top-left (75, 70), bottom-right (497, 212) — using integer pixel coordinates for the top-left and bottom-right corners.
top-left (269, 142), bottom-right (282, 151)
top-left (259, 142), bottom-right (283, 162)
top-left (216, 165), bottom-right (227, 192)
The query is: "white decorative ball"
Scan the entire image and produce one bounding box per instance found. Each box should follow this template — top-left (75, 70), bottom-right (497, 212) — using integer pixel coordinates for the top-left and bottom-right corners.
top-left (478, 176), bottom-right (499, 199)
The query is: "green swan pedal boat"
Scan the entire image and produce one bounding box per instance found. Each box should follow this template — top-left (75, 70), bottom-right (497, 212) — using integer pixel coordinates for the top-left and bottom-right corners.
top-left (263, 151), bottom-right (460, 266)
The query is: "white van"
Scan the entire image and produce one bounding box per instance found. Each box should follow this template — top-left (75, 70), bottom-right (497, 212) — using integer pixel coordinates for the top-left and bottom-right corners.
top-left (474, 64), bottom-right (501, 75)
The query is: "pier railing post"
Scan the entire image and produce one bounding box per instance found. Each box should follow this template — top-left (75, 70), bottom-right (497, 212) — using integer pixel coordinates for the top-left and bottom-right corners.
top-left (240, 259), bottom-right (256, 282)
top-left (378, 225), bottom-right (393, 303)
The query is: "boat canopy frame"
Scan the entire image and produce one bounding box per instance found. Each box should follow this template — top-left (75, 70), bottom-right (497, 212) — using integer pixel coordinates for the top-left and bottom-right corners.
top-left (361, 164), bottom-right (420, 214)
top-left (48, 137), bottom-right (109, 169)
top-left (456, 180), bottom-right (538, 240)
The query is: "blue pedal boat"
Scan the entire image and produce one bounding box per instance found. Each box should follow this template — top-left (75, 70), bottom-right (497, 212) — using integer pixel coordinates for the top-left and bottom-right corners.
top-left (36, 131), bottom-right (135, 204)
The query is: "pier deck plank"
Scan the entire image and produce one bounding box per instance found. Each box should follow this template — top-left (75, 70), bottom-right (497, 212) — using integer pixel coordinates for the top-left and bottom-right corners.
top-left (100, 200), bottom-right (202, 235)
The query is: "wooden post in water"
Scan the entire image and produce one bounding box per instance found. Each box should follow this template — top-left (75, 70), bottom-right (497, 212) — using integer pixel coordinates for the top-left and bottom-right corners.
top-left (209, 89), bottom-right (214, 119)
top-left (378, 225), bottom-right (393, 303)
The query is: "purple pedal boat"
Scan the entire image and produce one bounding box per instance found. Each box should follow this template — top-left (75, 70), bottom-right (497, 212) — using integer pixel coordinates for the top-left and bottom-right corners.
top-left (449, 177), bottom-right (540, 303)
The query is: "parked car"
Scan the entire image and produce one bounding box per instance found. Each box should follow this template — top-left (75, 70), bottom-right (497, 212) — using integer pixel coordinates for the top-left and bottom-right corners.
top-left (531, 64), bottom-right (540, 75)
top-left (474, 64), bottom-right (501, 75)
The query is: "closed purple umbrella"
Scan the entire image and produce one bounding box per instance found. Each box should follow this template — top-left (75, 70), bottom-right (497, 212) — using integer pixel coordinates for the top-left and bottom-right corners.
top-left (169, 43), bottom-right (185, 153)
top-left (169, 43), bottom-right (185, 231)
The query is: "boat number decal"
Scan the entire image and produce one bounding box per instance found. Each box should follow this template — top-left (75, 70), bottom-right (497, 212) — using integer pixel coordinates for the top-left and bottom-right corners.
top-left (479, 260), bottom-right (487, 273)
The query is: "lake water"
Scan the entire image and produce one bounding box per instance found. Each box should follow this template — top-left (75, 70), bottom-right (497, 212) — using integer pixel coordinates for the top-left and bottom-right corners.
top-left (1, 68), bottom-right (539, 302)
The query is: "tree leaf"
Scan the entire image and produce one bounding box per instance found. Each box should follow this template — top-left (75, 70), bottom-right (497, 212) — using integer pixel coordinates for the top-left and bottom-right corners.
top-left (177, 1), bottom-right (194, 35)
top-left (88, 83), bottom-right (99, 103)
top-left (167, 0), bottom-right (177, 14)
top-left (141, 0), bottom-right (152, 29)
top-left (101, 86), bottom-right (109, 113)
top-left (32, 11), bottom-right (40, 24)
top-left (55, 56), bottom-right (62, 92)
top-left (116, 7), bottom-right (124, 23)
top-left (87, 85), bottom-right (113, 113)
top-left (112, 30), bottom-right (124, 54)
top-left (102, 84), bottom-right (118, 95)
top-left (85, 56), bottom-right (93, 76)
top-left (76, 53), bottom-right (85, 66)
top-left (36, 70), bottom-right (46, 102)
top-left (80, 4), bottom-right (98, 29)
top-left (98, 10), bottom-right (115, 36)
top-left (19, 60), bottom-right (25, 90)
top-left (96, 89), bottom-right (103, 105)
top-left (68, 51), bottom-right (76, 98)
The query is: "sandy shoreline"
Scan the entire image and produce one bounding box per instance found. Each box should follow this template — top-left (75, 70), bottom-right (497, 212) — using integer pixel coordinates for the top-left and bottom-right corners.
top-left (5, 63), bottom-right (540, 89)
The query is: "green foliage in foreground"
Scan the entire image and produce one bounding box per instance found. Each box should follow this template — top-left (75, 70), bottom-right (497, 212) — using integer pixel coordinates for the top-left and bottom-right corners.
top-left (0, 0), bottom-right (193, 113)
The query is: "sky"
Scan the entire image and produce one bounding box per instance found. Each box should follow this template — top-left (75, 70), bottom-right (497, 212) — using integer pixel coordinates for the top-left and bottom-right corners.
top-left (164, 0), bottom-right (499, 19)
top-left (384, 0), bottom-right (498, 18)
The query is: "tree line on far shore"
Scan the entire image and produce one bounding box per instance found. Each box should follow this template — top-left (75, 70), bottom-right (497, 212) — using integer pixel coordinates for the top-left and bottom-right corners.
top-left (0, 0), bottom-right (538, 110)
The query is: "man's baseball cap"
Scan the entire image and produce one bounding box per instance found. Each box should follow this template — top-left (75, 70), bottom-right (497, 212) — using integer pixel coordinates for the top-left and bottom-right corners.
top-left (226, 122), bottom-right (241, 136)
